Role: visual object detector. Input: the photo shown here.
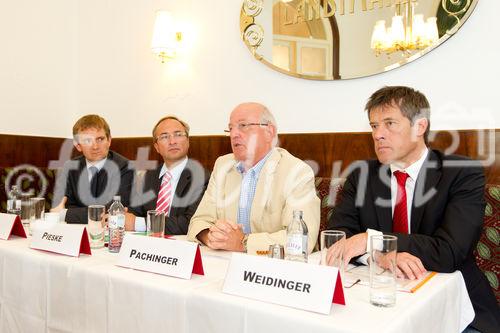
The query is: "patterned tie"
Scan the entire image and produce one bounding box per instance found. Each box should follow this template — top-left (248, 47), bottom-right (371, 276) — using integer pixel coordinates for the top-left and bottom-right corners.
top-left (393, 170), bottom-right (410, 234)
top-left (156, 171), bottom-right (173, 215)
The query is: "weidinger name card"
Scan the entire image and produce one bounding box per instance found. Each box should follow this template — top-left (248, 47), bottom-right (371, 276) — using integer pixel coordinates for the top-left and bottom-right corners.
top-left (117, 234), bottom-right (204, 279)
top-left (0, 213), bottom-right (27, 240)
top-left (30, 224), bottom-right (91, 257)
top-left (223, 253), bottom-right (345, 314)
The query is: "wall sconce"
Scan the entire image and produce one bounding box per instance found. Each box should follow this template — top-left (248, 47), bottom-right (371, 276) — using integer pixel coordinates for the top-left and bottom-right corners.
top-left (151, 10), bottom-right (182, 63)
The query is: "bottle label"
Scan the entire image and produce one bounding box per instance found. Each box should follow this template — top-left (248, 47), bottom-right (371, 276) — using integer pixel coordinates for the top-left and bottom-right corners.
top-left (7, 199), bottom-right (21, 210)
top-left (286, 234), bottom-right (303, 255)
top-left (109, 215), bottom-right (125, 228)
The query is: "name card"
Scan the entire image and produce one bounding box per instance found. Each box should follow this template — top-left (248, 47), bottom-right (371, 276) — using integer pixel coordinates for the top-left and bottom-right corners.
top-left (223, 253), bottom-right (345, 314)
top-left (0, 213), bottom-right (27, 240)
top-left (30, 224), bottom-right (91, 257)
top-left (117, 234), bottom-right (204, 279)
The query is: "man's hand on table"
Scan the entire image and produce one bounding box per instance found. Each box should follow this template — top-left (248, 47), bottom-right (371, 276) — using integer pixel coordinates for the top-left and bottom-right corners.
top-left (197, 220), bottom-right (245, 252)
top-left (395, 252), bottom-right (426, 280)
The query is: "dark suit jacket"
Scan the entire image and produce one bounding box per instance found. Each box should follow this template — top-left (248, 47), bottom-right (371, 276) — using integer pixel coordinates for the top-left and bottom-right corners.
top-left (129, 159), bottom-right (209, 235)
top-left (58, 151), bottom-right (133, 224)
top-left (328, 149), bottom-right (500, 333)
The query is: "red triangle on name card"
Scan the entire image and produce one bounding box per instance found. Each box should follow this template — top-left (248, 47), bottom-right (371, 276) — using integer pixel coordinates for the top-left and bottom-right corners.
top-left (10, 216), bottom-right (27, 238)
top-left (192, 245), bottom-right (205, 276)
top-left (79, 228), bottom-right (92, 255)
top-left (332, 271), bottom-right (346, 305)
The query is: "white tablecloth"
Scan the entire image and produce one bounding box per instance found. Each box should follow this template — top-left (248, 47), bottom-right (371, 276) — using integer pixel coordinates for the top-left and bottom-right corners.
top-left (0, 235), bottom-right (474, 333)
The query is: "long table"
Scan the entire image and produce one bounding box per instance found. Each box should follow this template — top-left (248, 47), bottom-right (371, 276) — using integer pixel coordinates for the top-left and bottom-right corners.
top-left (0, 234), bottom-right (474, 333)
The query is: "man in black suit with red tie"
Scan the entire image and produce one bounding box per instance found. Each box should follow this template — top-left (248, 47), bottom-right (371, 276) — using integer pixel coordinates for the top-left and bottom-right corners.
top-left (126, 116), bottom-right (208, 235)
top-left (327, 86), bottom-right (499, 333)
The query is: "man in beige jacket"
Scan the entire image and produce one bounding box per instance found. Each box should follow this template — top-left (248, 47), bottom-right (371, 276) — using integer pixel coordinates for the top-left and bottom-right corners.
top-left (187, 102), bottom-right (319, 255)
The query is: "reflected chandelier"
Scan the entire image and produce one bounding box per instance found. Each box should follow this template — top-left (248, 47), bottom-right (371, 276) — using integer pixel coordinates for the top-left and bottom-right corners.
top-left (371, 1), bottom-right (439, 56)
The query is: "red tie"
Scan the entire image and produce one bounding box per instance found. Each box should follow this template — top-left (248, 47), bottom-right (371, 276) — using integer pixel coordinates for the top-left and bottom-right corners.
top-left (156, 171), bottom-right (172, 215)
top-left (393, 171), bottom-right (410, 234)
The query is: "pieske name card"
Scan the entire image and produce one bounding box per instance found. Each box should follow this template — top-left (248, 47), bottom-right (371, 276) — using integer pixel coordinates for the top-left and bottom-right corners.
top-left (117, 234), bottom-right (204, 279)
top-left (0, 213), bottom-right (27, 240)
top-left (223, 253), bottom-right (345, 314)
top-left (30, 224), bottom-right (91, 257)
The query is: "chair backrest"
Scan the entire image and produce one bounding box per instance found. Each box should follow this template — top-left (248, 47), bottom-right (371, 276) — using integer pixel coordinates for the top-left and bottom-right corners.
top-left (475, 184), bottom-right (500, 303)
top-left (1, 167), bottom-right (57, 212)
top-left (315, 177), bottom-right (345, 246)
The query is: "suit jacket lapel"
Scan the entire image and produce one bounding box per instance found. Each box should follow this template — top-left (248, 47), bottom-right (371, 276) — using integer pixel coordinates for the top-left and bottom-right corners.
top-left (371, 163), bottom-right (393, 232)
top-left (223, 161), bottom-right (241, 223)
top-left (171, 166), bottom-right (191, 210)
top-left (146, 165), bottom-right (163, 212)
top-left (251, 149), bottom-right (279, 224)
top-left (411, 150), bottom-right (442, 233)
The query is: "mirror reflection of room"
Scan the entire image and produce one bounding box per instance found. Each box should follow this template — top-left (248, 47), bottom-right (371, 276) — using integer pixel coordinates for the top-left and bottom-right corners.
top-left (241, 0), bottom-right (477, 80)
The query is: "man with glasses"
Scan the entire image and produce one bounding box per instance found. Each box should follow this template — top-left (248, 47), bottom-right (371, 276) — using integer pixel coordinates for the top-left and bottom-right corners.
top-left (126, 116), bottom-right (209, 235)
top-left (187, 102), bottom-right (319, 255)
top-left (51, 115), bottom-right (134, 223)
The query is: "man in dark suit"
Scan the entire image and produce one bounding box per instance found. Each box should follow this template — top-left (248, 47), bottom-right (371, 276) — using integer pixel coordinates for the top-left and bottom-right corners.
top-left (126, 116), bottom-right (208, 235)
top-left (51, 115), bottom-right (134, 223)
top-left (327, 86), bottom-right (499, 333)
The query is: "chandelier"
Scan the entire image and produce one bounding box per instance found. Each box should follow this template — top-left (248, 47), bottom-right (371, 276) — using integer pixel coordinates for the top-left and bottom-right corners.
top-left (371, 1), bottom-right (439, 56)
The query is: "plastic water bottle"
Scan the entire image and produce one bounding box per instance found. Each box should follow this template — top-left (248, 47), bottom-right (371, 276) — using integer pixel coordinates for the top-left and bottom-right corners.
top-left (285, 210), bottom-right (308, 263)
top-left (108, 196), bottom-right (125, 253)
top-left (7, 185), bottom-right (22, 216)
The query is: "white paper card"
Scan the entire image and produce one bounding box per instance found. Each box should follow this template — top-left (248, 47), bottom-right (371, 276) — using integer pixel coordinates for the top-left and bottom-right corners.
top-left (30, 224), bottom-right (88, 257)
top-left (0, 213), bottom-right (18, 240)
top-left (117, 234), bottom-right (198, 279)
top-left (223, 253), bottom-right (339, 314)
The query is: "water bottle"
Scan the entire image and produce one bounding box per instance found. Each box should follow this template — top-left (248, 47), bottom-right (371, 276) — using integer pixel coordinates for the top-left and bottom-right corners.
top-left (285, 210), bottom-right (308, 263)
top-left (7, 185), bottom-right (22, 216)
top-left (108, 196), bottom-right (125, 253)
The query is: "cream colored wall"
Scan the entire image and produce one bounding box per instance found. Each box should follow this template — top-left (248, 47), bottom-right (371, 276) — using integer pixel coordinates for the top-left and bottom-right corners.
top-left (0, 0), bottom-right (497, 138)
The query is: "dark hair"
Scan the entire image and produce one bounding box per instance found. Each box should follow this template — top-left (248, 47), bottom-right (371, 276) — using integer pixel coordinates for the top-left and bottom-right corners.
top-left (152, 116), bottom-right (190, 141)
top-left (365, 86), bottom-right (430, 145)
top-left (73, 114), bottom-right (111, 139)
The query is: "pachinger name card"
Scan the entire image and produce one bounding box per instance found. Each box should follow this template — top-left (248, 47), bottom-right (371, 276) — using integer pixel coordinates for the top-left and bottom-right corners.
top-left (116, 234), bottom-right (204, 279)
top-left (30, 224), bottom-right (91, 257)
top-left (223, 253), bottom-right (345, 314)
top-left (0, 213), bottom-right (27, 240)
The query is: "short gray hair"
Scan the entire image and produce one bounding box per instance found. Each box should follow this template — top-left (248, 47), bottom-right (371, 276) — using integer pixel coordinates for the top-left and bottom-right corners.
top-left (260, 106), bottom-right (278, 147)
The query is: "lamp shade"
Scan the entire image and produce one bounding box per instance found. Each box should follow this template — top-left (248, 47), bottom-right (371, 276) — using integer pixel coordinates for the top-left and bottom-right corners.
top-left (371, 20), bottom-right (387, 50)
top-left (390, 15), bottom-right (405, 45)
top-left (151, 11), bottom-right (177, 58)
top-left (425, 17), bottom-right (439, 44)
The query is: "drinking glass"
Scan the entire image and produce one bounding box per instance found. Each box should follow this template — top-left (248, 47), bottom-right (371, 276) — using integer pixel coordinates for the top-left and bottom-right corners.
top-left (369, 235), bottom-right (397, 307)
top-left (147, 210), bottom-right (165, 238)
top-left (29, 197), bottom-right (45, 235)
top-left (88, 205), bottom-right (105, 249)
top-left (320, 230), bottom-right (346, 277)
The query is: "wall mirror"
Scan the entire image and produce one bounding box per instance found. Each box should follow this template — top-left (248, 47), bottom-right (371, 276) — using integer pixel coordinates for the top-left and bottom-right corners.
top-left (240, 0), bottom-right (478, 80)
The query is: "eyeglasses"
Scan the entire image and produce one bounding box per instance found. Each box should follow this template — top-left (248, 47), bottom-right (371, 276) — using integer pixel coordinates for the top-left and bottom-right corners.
top-left (155, 131), bottom-right (188, 142)
top-left (224, 123), bottom-right (269, 133)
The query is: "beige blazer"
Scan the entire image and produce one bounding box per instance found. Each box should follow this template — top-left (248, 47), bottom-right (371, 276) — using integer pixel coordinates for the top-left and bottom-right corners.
top-left (187, 147), bottom-right (320, 254)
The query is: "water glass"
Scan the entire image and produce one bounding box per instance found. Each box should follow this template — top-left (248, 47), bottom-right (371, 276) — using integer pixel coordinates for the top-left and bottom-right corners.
top-left (320, 230), bottom-right (346, 277)
top-left (88, 205), bottom-right (105, 249)
top-left (20, 194), bottom-right (33, 228)
top-left (369, 235), bottom-right (397, 307)
top-left (28, 197), bottom-right (46, 235)
top-left (147, 210), bottom-right (165, 237)
top-left (30, 197), bottom-right (45, 220)
top-left (268, 244), bottom-right (285, 259)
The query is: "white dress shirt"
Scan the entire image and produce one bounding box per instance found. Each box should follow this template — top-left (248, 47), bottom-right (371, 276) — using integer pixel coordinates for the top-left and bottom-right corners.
top-left (135, 157), bottom-right (188, 231)
top-left (362, 148), bottom-right (429, 261)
